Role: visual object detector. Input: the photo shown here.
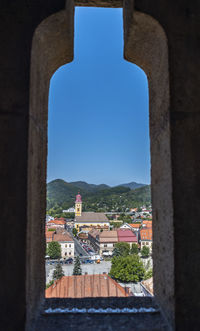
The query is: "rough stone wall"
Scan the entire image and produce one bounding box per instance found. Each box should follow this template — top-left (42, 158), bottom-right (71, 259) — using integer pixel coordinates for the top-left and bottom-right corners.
top-left (27, 3), bottom-right (74, 328)
top-left (123, 7), bottom-right (174, 327)
top-left (133, 1), bottom-right (200, 330)
top-left (0, 0), bottom-right (200, 330)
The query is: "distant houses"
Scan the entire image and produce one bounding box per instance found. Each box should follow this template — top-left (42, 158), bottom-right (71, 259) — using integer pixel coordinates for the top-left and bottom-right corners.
top-left (88, 229), bottom-right (138, 256)
top-left (45, 229), bottom-right (74, 258)
top-left (47, 217), bottom-right (66, 229)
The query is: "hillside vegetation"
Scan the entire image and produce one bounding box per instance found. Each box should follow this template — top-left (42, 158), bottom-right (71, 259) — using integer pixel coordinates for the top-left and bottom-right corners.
top-left (47, 179), bottom-right (151, 216)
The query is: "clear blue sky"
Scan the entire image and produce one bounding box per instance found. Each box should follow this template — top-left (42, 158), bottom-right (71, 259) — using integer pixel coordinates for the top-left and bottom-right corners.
top-left (47, 7), bottom-right (150, 186)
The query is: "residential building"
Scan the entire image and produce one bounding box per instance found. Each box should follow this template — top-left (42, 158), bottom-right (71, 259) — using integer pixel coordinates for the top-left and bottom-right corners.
top-left (46, 274), bottom-right (131, 298)
top-left (140, 227), bottom-right (153, 253)
top-left (117, 229), bottom-right (138, 247)
top-left (45, 230), bottom-right (55, 243)
top-left (47, 217), bottom-right (66, 229)
top-left (51, 231), bottom-right (74, 258)
top-left (142, 220), bottom-right (152, 228)
top-left (88, 229), bottom-right (118, 256)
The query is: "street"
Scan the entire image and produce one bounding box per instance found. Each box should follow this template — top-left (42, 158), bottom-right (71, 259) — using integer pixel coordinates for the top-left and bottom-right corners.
top-left (46, 260), bottom-right (111, 283)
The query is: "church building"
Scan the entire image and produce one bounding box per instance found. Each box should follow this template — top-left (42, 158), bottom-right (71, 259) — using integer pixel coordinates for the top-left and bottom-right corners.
top-left (74, 193), bottom-right (110, 231)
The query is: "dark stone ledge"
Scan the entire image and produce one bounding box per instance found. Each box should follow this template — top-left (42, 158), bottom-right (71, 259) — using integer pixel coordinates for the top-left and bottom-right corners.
top-left (34, 297), bottom-right (169, 330)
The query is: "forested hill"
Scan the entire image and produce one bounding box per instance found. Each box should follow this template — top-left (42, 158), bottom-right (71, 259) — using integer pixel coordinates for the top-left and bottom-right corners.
top-left (47, 179), bottom-right (151, 212)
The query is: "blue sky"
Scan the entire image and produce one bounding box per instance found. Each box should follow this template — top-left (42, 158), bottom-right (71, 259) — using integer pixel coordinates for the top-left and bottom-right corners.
top-left (47, 7), bottom-right (150, 186)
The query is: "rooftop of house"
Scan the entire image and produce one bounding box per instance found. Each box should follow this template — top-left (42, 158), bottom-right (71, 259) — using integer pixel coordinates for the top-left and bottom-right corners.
top-left (141, 277), bottom-right (154, 296)
top-left (142, 220), bottom-right (152, 227)
top-left (99, 230), bottom-right (118, 243)
top-left (129, 223), bottom-right (141, 228)
top-left (140, 227), bottom-right (153, 241)
top-left (47, 219), bottom-right (66, 225)
top-left (45, 230), bottom-right (55, 243)
top-left (53, 231), bottom-right (74, 243)
top-left (117, 229), bottom-right (137, 242)
top-left (45, 274), bottom-right (130, 298)
top-left (88, 228), bottom-right (100, 238)
top-left (75, 212), bottom-right (109, 223)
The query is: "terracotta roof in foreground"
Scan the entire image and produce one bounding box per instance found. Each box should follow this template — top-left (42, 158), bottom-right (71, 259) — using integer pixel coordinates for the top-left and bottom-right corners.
top-left (45, 274), bottom-right (130, 298)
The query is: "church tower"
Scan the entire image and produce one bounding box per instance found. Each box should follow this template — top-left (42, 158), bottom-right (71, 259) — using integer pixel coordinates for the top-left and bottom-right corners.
top-left (75, 192), bottom-right (82, 217)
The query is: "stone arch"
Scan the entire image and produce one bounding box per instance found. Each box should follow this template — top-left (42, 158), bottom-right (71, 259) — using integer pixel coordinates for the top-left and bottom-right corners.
top-left (123, 10), bottom-right (174, 324)
top-left (27, 2), bottom-right (173, 328)
top-left (27, 3), bottom-right (74, 326)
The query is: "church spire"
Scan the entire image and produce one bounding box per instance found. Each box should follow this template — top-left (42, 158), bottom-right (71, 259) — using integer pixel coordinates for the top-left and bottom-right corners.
top-left (75, 192), bottom-right (82, 216)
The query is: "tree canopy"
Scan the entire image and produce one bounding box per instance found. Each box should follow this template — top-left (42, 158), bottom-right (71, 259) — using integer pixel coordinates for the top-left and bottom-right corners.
top-left (130, 243), bottom-right (139, 255)
top-left (73, 256), bottom-right (82, 275)
top-left (109, 255), bottom-right (145, 282)
top-left (141, 245), bottom-right (150, 258)
top-left (47, 241), bottom-right (61, 259)
top-left (53, 263), bottom-right (64, 280)
top-left (112, 242), bottom-right (130, 257)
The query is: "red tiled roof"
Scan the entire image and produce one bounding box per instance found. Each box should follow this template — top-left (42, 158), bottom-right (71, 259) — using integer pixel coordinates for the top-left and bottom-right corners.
top-left (142, 220), bottom-right (152, 228)
top-left (117, 229), bottom-right (137, 243)
top-left (140, 227), bottom-right (152, 241)
top-left (45, 231), bottom-right (55, 243)
top-left (129, 223), bottom-right (141, 228)
top-left (46, 231), bottom-right (55, 238)
top-left (45, 274), bottom-right (130, 298)
top-left (48, 220), bottom-right (66, 225)
top-left (53, 232), bottom-right (73, 242)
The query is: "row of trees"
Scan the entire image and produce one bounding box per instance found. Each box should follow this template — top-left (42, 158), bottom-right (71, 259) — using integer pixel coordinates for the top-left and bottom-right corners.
top-left (46, 256), bottom-right (82, 288)
top-left (113, 242), bottom-right (150, 258)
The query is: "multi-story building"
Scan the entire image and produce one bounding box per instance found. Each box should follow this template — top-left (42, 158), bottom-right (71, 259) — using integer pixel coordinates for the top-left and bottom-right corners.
top-left (74, 193), bottom-right (110, 231)
top-left (47, 217), bottom-right (66, 229)
top-left (117, 229), bottom-right (138, 248)
top-left (46, 231), bottom-right (74, 258)
top-left (139, 227), bottom-right (153, 253)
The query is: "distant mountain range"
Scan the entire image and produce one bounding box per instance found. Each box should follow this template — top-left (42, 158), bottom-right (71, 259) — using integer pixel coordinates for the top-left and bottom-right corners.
top-left (117, 182), bottom-right (146, 190)
top-left (47, 179), bottom-right (150, 211)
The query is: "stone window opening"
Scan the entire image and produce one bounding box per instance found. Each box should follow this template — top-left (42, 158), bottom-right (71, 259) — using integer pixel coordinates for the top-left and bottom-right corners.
top-left (27, 0), bottom-right (173, 329)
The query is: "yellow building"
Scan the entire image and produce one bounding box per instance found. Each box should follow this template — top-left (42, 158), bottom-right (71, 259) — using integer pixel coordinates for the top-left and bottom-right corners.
top-left (75, 192), bottom-right (82, 216)
top-left (74, 193), bottom-right (110, 231)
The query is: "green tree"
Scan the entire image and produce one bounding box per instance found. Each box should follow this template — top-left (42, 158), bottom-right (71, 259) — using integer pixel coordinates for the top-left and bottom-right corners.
top-left (144, 268), bottom-right (153, 280)
top-left (141, 245), bottom-right (150, 258)
top-left (73, 256), bottom-right (82, 275)
top-left (72, 228), bottom-right (78, 236)
top-left (47, 241), bottom-right (61, 259)
top-left (113, 242), bottom-right (130, 257)
top-left (109, 255), bottom-right (145, 282)
top-left (130, 243), bottom-right (139, 255)
top-left (53, 263), bottom-right (64, 280)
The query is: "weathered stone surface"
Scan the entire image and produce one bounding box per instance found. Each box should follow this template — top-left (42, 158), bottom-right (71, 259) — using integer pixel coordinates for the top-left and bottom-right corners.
top-left (0, 0), bottom-right (200, 330)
